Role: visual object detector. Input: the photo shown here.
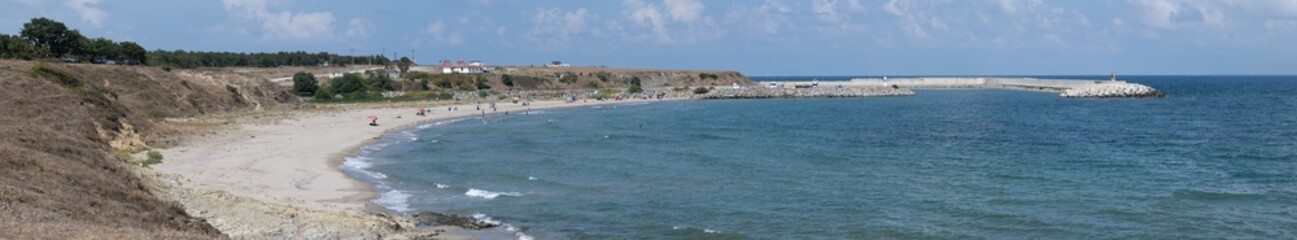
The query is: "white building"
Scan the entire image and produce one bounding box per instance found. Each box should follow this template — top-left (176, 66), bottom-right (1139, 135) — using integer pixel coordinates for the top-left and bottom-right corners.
top-left (442, 60), bottom-right (485, 73)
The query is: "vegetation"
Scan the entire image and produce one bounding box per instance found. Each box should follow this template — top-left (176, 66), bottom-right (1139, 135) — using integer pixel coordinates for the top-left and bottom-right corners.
top-left (330, 73), bottom-right (366, 95)
top-left (587, 80), bottom-right (599, 89)
top-left (596, 72), bottom-right (611, 82)
top-left (143, 150), bottom-right (163, 166)
top-left (148, 50), bottom-right (386, 69)
top-left (628, 77), bottom-right (644, 93)
top-left (474, 76), bottom-right (491, 90)
top-left (1, 18), bottom-right (146, 63)
top-left (291, 72), bottom-right (318, 96)
top-left (501, 74), bottom-right (514, 88)
top-left (225, 85), bottom-right (242, 103)
top-left (699, 73), bottom-right (719, 80)
top-left (397, 57), bottom-right (412, 76)
top-left (693, 86), bottom-right (711, 94)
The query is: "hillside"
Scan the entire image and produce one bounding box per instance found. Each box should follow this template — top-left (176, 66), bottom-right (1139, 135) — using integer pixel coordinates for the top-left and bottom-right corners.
top-left (406, 65), bottom-right (751, 91)
top-left (0, 60), bottom-right (298, 238)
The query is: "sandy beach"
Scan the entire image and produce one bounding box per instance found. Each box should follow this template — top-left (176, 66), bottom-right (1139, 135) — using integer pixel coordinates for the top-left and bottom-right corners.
top-left (151, 97), bottom-right (672, 239)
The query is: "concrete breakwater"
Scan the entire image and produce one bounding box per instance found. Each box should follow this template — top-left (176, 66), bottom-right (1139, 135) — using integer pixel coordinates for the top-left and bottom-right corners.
top-left (843, 77), bottom-right (1165, 98)
top-left (698, 86), bottom-right (915, 99)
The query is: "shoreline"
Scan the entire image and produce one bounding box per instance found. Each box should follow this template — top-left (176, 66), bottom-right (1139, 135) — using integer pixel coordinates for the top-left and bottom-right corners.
top-left (152, 97), bottom-right (682, 239)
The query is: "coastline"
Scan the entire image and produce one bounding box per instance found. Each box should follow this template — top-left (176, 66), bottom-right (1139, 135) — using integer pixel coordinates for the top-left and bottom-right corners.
top-left (151, 97), bottom-right (680, 239)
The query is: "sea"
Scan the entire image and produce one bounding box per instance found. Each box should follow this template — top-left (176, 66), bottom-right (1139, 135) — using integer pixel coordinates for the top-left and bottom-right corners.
top-left (342, 76), bottom-right (1297, 239)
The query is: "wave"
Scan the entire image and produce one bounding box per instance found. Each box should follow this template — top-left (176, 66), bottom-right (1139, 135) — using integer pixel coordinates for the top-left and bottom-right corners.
top-left (472, 213), bottom-right (533, 240)
top-left (465, 188), bottom-right (523, 199)
top-left (672, 225), bottom-right (721, 234)
top-left (527, 176), bottom-right (538, 181)
top-left (435, 183), bottom-right (451, 189)
top-left (341, 156), bottom-right (387, 180)
top-left (375, 190), bottom-right (412, 212)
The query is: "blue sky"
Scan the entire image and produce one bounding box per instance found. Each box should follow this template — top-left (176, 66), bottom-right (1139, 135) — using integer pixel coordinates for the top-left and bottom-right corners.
top-left (3, 0), bottom-right (1296, 75)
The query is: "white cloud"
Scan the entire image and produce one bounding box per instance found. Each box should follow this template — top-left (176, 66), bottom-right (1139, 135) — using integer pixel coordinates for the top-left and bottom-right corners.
top-left (345, 18), bottom-right (375, 38)
top-left (425, 21), bottom-right (464, 46)
top-left (527, 7), bottom-right (596, 45)
top-left (65, 0), bottom-right (107, 27)
top-left (726, 0), bottom-right (793, 36)
top-left (622, 0), bottom-right (722, 44)
top-left (664, 0), bottom-right (704, 22)
top-left (221, 0), bottom-right (336, 40)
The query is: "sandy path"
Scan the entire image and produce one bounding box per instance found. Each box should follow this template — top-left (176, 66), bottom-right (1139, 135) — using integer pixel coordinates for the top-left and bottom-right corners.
top-left (155, 98), bottom-right (668, 213)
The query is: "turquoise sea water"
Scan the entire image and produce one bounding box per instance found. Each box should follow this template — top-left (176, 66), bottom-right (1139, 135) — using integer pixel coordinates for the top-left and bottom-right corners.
top-left (344, 76), bottom-right (1297, 239)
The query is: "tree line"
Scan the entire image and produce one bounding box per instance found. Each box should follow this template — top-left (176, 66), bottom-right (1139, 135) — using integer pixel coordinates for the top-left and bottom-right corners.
top-left (0, 18), bottom-right (146, 63)
top-left (1, 17), bottom-right (386, 68)
top-left (148, 51), bottom-right (390, 69)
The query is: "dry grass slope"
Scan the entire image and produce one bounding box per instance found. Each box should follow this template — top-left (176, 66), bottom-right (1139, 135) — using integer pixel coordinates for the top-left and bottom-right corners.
top-left (0, 60), bottom-right (298, 239)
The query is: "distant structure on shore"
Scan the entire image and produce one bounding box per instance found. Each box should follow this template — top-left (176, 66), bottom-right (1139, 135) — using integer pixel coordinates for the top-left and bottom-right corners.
top-left (442, 60), bottom-right (484, 73)
top-left (547, 60), bottom-right (570, 68)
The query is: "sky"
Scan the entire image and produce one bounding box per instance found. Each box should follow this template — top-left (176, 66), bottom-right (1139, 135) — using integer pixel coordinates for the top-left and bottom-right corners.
top-left (2, 0), bottom-right (1296, 76)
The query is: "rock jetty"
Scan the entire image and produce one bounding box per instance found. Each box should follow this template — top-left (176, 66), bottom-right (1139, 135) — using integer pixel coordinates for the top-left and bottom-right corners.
top-left (1059, 83), bottom-right (1165, 98)
top-left (698, 86), bottom-right (915, 99)
top-left (841, 77), bottom-right (1165, 98)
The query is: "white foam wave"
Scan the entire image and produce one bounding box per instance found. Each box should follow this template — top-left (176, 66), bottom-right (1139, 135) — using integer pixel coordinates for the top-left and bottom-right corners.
top-left (527, 176), bottom-right (538, 181)
top-left (435, 183), bottom-right (451, 189)
top-left (704, 229), bottom-right (720, 234)
top-left (415, 123), bottom-right (434, 129)
top-left (341, 156), bottom-right (387, 179)
top-left (472, 213), bottom-right (533, 240)
top-left (465, 189), bottom-right (523, 199)
top-left (375, 190), bottom-right (412, 212)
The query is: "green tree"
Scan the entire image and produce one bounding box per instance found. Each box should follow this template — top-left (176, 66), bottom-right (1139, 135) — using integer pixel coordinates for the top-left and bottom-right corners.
top-left (330, 73), bottom-right (365, 94)
top-left (118, 41), bottom-right (146, 64)
top-left (397, 57), bottom-right (412, 76)
top-left (20, 18), bottom-right (80, 58)
top-left (628, 77), bottom-right (643, 93)
top-left (291, 72), bottom-right (319, 95)
top-left (501, 74), bottom-right (514, 88)
top-left (88, 37), bottom-right (119, 61)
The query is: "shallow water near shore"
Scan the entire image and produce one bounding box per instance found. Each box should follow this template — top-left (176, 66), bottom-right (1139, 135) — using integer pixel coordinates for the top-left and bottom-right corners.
top-left (345, 76), bottom-right (1297, 239)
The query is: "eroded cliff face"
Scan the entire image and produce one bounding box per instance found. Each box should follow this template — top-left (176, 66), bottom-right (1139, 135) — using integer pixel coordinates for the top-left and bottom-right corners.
top-left (0, 60), bottom-right (298, 239)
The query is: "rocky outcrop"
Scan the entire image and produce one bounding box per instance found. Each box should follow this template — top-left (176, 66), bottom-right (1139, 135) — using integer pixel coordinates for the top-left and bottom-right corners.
top-left (1060, 83), bottom-right (1165, 98)
top-left (412, 212), bottom-right (498, 230)
top-left (698, 86), bottom-right (915, 99)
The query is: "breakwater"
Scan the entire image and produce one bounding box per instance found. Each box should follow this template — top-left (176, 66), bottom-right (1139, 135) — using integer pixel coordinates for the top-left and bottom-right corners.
top-left (698, 86), bottom-right (915, 99)
top-left (844, 77), bottom-right (1165, 98)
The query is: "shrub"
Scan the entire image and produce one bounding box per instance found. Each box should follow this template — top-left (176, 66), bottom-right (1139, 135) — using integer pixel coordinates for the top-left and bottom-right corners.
top-left (628, 85), bottom-right (643, 93)
top-left (143, 150), bottom-right (163, 166)
top-left (501, 74), bottom-right (514, 88)
top-left (474, 76), bottom-right (491, 90)
top-left (30, 64), bottom-right (80, 88)
top-left (291, 72), bottom-right (318, 95)
top-left (330, 73), bottom-right (366, 94)
top-left (587, 80), bottom-right (599, 89)
top-left (596, 72), bottom-right (611, 82)
top-left (693, 86), bottom-right (710, 94)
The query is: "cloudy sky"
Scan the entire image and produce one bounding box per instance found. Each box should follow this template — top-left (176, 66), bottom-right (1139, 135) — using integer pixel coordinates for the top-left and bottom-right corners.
top-left (3, 0), bottom-right (1296, 75)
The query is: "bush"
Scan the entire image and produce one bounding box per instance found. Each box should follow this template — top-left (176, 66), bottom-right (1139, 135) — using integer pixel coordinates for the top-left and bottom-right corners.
top-left (313, 87), bottom-right (333, 99)
top-left (501, 74), bottom-right (514, 88)
top-left (596, 72), bottom-right (611, 82)
top-left (693, 86), bottom-right (710, 94)
top-left (475, 76), bottom-right (491, 90)
top-left (30, 64), bottom-right (81, 88)
top-left (330, 73), bottom-right (366, 94)
top-left (143, 150), bottom-right (163, 166)
top-left (628, 85), bottom-right (643, 93)
top-left (291, 72), bottom-right (318, 96)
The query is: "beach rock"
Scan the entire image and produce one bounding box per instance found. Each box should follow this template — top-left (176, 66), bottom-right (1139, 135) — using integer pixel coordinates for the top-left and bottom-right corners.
top-left (412, 212), bottom-right (498, 230)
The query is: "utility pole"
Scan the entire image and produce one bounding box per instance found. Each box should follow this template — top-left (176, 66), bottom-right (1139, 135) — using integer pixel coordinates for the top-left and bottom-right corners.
top-left (381, 47), bottom-right (386, 66)
top-left (410, 49), bottom-right (415, 64)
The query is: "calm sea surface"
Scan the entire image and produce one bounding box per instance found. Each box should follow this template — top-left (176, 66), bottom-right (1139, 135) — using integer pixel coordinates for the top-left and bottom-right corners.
top-left (344, 76), bottom-right (1297, 239)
